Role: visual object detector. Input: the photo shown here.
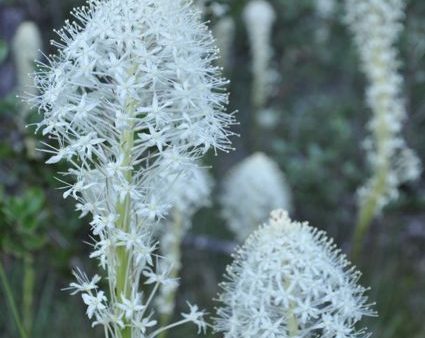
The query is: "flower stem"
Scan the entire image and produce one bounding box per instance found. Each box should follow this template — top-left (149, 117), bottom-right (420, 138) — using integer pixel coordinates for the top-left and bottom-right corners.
top-left (22, 254), bottom-right (34, 336)
top-left (0, 259), bottom-right (28, 338)
top-left (352, 49), bottom-right (391, 261)
top-left (116, 196), bottom-right (132, 338)
top-left (149, 318), bottom-right (193, 338)
top-left (352, 165), bottom-right (388, 261)
top-left (285, 279), bottom-right (299, 337)
top-left (116, 104), bottom-right (136, 338)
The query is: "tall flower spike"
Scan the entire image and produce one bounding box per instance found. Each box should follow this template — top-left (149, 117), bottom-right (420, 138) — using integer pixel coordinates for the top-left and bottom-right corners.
top-left (213, 16), bottom-right (235, 70)
top-left (243, 0), bottom-right (276, 110)
top-left (345, 0), bottom-right (421, 255)
top-left (156, 165), bottom-right (213, 322)
top-left (13, 21), bottom-right (42, 121)
top-left (12, 21), bottom-right (43, 159)
top-left (32, 0), bottom-right (234, 336)
top-left (220, 152), bottom-right (292, 242)
top-left (214, 210), bottom-right (376, 338)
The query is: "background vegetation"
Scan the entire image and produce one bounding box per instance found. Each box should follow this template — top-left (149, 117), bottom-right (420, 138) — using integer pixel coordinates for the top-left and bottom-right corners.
top-left (0, 0), bottom-right (424, 337)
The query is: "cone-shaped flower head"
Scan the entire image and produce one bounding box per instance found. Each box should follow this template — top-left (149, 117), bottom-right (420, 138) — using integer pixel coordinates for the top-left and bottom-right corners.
top-left (31, 0), bottom-right (234, 335)
top-left (220, 153), bottom-right (292, 241)
top-left (214, 210), bottom-right (375, 338)
top-left (34, 0), bottom-right (234, 210)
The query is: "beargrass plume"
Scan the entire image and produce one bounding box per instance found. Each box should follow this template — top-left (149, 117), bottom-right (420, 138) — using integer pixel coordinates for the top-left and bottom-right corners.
top-left (31, 0), bottom-right (235, 336)
top-left (345, 0), bottom-right (421, 255)
top-left (215, 210), bottom-right (375, 338)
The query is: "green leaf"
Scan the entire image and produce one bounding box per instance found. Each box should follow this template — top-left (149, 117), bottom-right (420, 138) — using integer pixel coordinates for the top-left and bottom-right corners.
top-left (24, 188), bottom-right (45, 216)
top-left (0, 39), bottom-right (8, 63)
top-left (22, 233), bottom-right (47, 251)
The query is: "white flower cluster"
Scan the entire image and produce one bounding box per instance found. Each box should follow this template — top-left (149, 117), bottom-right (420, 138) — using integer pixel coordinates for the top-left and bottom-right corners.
top-left (345, 0), bottom-right (421, 214)
top-left (243, 0), bottom-right (276, 109)
top-left (156, 165), bottom-right (213, 316)
top-left (12, 22), bottom-right (42, 120)
top-left (220, 153), bottom-right (292, 242)
top-left (214, 210), bottom-right (375, 338)
top-left (33, 0), bottom-right (234, 335)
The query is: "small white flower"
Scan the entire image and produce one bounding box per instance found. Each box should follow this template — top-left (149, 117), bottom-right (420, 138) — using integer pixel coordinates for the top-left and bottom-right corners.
top-left (143, 268), bottom-right (173, 286)
top-left (82, 291), bottom-right (107, 319)
top-left (89, 238), bottom-right (115, 269)
top-left (117, 294), bottom-right (145, 320)
top-left (67, 269), bottom-right (101, 295)
top-left (92, 310), bottom-right (124, 329)
top-left (133, 316), bottom-right (157, 334)
top-left (138, 195), bottom-right (170, 221)
top-left (138, 124), bottom-right (169, 153)
top-left (133, 242), bottom-right (156, 267)
top-left (90, 214), bottom-right (117, 236)
top-left (182, 302), bottom-right (207, 334)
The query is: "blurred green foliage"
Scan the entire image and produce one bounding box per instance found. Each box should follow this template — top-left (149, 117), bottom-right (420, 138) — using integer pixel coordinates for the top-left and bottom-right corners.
top-left (0, 39), bottom-right (7, 64)
top-left (0, 188), bottom-right (47, 256)
top-left (0, 0), bottom-right (424, 337)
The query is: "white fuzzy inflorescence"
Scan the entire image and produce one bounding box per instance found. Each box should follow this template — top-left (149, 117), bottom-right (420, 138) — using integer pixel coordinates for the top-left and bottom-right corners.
top-left (214, 210), bottom-right (375, 338)
top-left (345, 0), bottom-right (421, 215)
top-left (164, 165), bottom-right (213, 222)
top-left (33, 0), bottom-right (234, 336)
top-left (243, 0), bottom-right (276, 109)
top-left (12, 21), bottom-right (42, 119)
top-left (220, 153), bottom-right (292, 242)
top-left (156, 165), bottom-right (213, 316)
